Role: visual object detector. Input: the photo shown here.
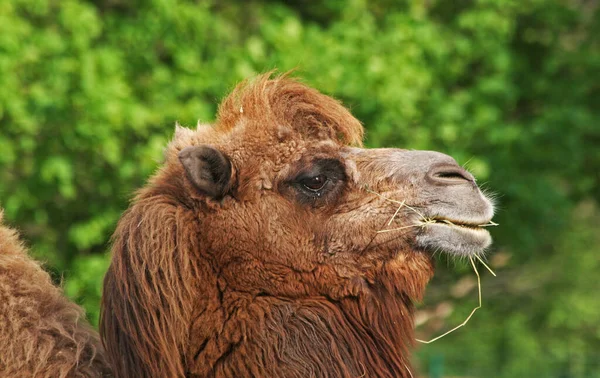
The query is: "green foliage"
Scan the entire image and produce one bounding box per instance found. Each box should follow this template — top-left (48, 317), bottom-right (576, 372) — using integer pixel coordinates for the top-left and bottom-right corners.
top-left (0, 0), bottom-right (598, 375)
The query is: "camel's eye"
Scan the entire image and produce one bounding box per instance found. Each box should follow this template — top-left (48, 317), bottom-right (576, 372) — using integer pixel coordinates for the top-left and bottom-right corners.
top-left (289, 158), bottom-right (347, 205)
top-left (300, 174), bottom-right (328, 192)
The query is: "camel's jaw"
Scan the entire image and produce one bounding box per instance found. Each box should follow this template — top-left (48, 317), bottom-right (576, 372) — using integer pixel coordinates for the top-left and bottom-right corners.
top-left (413, 197), bottom-right (495, 257)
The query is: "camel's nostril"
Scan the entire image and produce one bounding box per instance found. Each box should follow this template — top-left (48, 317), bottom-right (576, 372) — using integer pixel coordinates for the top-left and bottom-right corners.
top-left (428, 164), bottom-right (475, 186)
top-left (436, 171), bottom-right (469, 180)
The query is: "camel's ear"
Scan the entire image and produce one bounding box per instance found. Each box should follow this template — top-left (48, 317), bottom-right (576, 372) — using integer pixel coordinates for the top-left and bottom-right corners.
top-left (178, 145), bottom-right (232, 198)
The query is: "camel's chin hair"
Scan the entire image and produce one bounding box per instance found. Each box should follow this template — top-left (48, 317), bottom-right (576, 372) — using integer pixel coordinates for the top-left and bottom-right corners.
top-left (415, 222), bottom-right (492, 257)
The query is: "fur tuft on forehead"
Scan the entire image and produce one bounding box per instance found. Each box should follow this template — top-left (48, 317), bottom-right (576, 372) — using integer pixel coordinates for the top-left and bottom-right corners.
top-left (215, 72), bottom-right (364, 146)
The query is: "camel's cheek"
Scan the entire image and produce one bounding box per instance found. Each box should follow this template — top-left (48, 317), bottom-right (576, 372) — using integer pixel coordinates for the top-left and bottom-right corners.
top-left (324, 200), bottom-right (415, 256)
top-left (199, 199), bottom-right (325, 290)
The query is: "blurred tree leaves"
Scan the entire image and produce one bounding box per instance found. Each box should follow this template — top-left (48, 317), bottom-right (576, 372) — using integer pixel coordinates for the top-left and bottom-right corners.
top-left (0, 0), bottom-right (598, 376)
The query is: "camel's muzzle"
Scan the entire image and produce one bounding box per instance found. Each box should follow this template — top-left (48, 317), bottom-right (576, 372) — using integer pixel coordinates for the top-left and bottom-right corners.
top-left (344, 147), bottom-right (496, 256)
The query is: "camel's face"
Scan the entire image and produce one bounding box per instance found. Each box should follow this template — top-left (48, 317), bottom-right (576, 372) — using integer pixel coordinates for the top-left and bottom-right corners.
top-left (176, 129), bottom-right (494, 299)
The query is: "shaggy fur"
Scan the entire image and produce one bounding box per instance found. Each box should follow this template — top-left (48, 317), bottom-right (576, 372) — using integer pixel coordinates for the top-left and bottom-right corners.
top-left (101, 74), bottom-right (434, 378)
top-left (1, 74), bottom-right (493, 377)
top-left (0, 211), bottom-right (111, 377)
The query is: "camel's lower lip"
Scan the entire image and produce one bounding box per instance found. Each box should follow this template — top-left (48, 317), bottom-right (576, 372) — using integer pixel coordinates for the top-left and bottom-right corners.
top-left (415, 219), bottom-right (492, 256)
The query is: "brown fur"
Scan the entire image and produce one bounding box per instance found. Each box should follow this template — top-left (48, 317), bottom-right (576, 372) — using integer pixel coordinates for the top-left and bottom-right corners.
top-left (0, 211), bottom-right (111, 377)
top-left (101, 74), bottom-right (434, 377)
top-left (0, 74), bottom-right (451, 378)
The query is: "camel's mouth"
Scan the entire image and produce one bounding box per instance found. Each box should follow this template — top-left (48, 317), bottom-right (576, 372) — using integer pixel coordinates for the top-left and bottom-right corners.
top-left (415, 216), bottom-right (496, 257)
top-left (425, 218), bottom-right (496, 230)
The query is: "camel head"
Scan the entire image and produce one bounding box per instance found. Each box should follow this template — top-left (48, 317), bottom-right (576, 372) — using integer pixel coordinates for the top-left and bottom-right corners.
top-left (101, 74), bottom-right (495, 377)
top-left (172, 75), bottom-right (493, 300)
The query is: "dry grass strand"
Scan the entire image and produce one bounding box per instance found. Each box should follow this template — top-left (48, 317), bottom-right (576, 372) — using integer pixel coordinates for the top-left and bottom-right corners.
top-left (416, 256), bottom-right (490, 344)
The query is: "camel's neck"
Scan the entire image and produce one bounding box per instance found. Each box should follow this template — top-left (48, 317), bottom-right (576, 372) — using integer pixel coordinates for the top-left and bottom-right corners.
top-left (188, 291), bottom-right (418, 378)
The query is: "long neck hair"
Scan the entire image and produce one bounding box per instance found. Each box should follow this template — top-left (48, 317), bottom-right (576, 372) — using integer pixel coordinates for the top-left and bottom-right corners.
top-left (190, 255), bottom-right (432, 378)
top-left (100, 171), bottom-right (201, 378)
top-left (253, 287), bottom-right (418, 378)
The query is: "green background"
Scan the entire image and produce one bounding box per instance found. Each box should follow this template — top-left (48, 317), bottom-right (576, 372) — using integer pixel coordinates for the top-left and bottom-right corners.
top-left (1, 0), bottom-right (598, 376)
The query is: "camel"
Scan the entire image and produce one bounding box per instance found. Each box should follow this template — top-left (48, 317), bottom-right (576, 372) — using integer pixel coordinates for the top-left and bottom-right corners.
top-left (0, 74), bottom-right (494, 377)
top-left (0, 210), bottom-right (111, 377)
